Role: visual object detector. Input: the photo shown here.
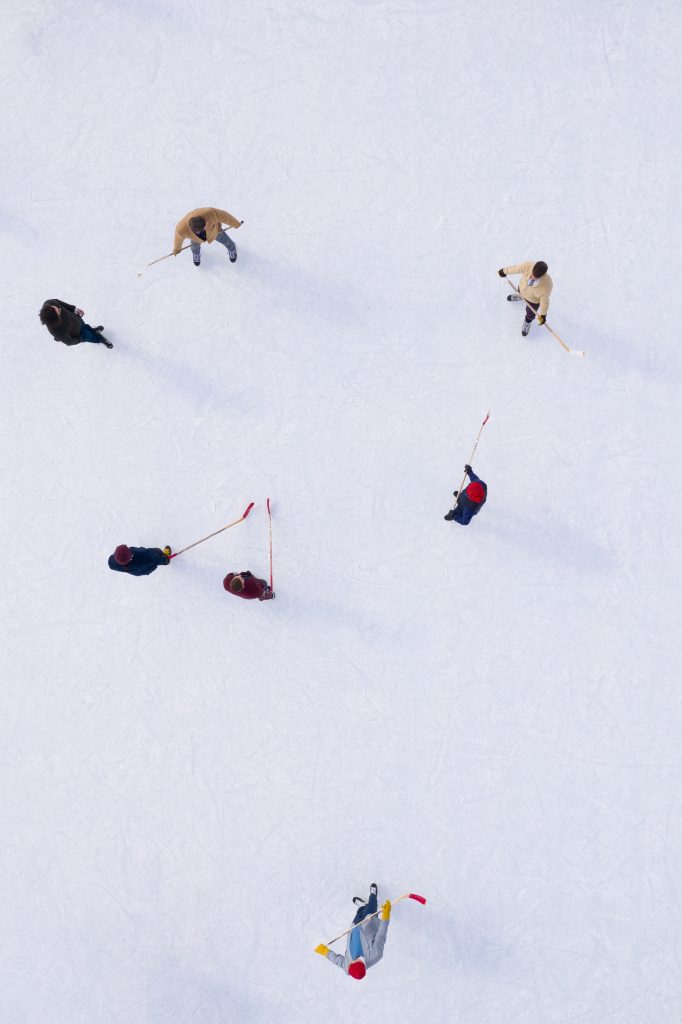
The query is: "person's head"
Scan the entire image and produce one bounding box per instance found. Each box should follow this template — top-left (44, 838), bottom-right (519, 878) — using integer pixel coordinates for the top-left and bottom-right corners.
top-left (39, 304), bottom-right (60, 325)
top-left (348, 958), bottom-right (366, 981)
top-left (189, 215), bottom-right (207, 233)
top-left (114, 544), bottom-right (133, 566)
top-left (466, 481), bottom-right (485, 504)
top-left (230, 574), bottom-right (245, 593)
top-left (532, 261), bottom-right (548, 278)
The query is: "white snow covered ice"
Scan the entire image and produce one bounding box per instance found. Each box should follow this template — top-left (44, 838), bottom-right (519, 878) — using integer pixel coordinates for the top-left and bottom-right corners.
top-left (1, 1), bottom-right (681, 1022)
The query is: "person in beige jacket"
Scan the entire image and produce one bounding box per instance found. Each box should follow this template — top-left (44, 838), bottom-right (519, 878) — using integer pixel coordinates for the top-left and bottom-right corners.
top-left (173, 206), bottom-right (243, 267)
top-left (498, 260), bottom-right (553, 336)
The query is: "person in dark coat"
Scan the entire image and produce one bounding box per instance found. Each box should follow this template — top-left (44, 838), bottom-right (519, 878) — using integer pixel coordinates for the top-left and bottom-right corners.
top-left (108, 545), bottom-right (171, 576)
top-left (444, 465), bottom-right (487, 525)
top-left (223, 571), bottom-right (274, 601)
top-left (39, 300), bottom-right (113, 348)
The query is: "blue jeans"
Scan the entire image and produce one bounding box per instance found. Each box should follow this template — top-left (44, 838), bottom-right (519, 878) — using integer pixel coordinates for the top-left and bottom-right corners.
top-left (80, 323), bottom-right (106, 344)
top-left (190, 230), bottom-right (236, 260)
top-left (352, 890), bottom-right (378, 925)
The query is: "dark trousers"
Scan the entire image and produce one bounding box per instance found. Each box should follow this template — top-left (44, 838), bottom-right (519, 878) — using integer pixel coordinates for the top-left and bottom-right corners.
top-left (525, 300), bottom-right (540, 323)
top-left (353, 890), bottom-right (378, 925)
top-left (80, 323), bottom-right (106, 344)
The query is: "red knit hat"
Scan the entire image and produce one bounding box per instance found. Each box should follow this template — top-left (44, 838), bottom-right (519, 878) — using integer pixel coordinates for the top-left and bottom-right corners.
top-left (466, 482), bottom-right (485, 504)
top-left (114, 544), bottom-right (133, 565)
top-left (348, 959), bottom-right (366, 980)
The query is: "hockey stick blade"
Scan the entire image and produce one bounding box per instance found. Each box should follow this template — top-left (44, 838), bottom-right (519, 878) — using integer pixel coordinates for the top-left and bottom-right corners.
top-left (409, 893), bottom-right (427, 904)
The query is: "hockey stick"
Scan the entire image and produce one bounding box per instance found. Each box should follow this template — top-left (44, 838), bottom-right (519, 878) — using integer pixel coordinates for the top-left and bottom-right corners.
top-left (138, 243), bottom-right (192, 277)
top-left (266, 498), bottom-right (273, 590)
top-left (137, 222), bottom-right (243, 278)
top-left (455, 411), bottom-right (490, 499)
top-left (170, 502), bottom-right (254, 558)
top-left (504, 279), bottom-right (586, 357)
top-left (324, 893), bottom-right (427, 947)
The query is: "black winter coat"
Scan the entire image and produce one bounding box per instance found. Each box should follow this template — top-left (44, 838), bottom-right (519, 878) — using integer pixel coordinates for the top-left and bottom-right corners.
top-left (108, 547), bottom-right (170, 576)
top-left (43, 299), bottom-right (84, 346)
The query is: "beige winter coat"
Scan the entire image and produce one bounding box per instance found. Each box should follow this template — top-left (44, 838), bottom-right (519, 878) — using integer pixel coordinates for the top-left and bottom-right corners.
top-left (173, 207), bottom-right (241, 254)
top-left (503, 261), bottom-right (553, 315)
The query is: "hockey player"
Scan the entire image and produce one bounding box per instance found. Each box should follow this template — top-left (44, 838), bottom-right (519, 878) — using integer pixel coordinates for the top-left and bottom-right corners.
top-left (498, 260), bottom-right (553, 336)
top-left (223, 571), bottom-right (274, 601)
top-left (173, 206), bottom-right (242, 267)
top-left (39, 300), bottom-right (113, 348)
top-left (315, 884), bottom-right (391, 981)
top-left (108, 545), bottom-right (172, 576)
top-left (444, 465), bottom-right (487, 524)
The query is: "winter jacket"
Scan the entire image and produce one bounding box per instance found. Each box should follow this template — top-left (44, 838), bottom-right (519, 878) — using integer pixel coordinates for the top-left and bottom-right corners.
top-left (223, 571), bottom-right (272, 600)
top-left (43, 300), bottom-right (84, 346)
top-left (325, 917), bottom-right (389, 974)
top-left (502, 261), bottom-right (553, 315)
top-left (173, 207), bottom-right (241, 254)
top-left (452, 469), bottom-right (487, 526)
top-left (108, 547), bottom-right (170, 576)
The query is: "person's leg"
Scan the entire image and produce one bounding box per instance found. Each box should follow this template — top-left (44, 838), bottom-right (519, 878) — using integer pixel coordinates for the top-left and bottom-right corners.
top-left (366, 888), bottom-right (378, 916)
top-left (191, 241), bottom-right (201, 266)
top-left (216, 229), bottom-right (237, 261)
top-left (80, 323), bottom-right (106, 344)
top-left (525, 301), bottom-right (540, 323)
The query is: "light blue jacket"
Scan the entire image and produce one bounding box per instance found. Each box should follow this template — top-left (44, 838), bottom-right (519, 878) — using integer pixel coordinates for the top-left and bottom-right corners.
top-left (325, 917), bottom-right (389, 974)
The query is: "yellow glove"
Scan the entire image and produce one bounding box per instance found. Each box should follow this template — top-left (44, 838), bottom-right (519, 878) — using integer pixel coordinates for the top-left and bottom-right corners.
top-left (536, 314), bottom-right (546, 326)
top-left (163, 546), bottom-right (172, 557)
top-left (315, 944), bottom-right (330, 956)
top-left (381, 900), bottom-right (391, 921)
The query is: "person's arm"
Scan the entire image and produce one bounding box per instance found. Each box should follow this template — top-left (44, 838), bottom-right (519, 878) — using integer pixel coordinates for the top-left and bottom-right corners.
top-left (214, 208), bottom-right (242, 229)
top-left (49, 299), bottom-right (76, 313)
top-left (148, 548), bottom-right (171, 565)
top-left (538, 279), bottom-right (553, 316)
top-left (501, 262), bottom-right (530, 276)
top-left (369, 919), bottom-right (389, 961)
top-left (173, 223), bottom-right (187, 255)
top-left (465, 465), bottom-right (481, 484)
top-left (315, 944), bottom-right (346, 970)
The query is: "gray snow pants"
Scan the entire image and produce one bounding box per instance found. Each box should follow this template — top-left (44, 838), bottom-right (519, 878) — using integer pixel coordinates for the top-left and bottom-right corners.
top-left (191, 230), bottom-right (236, 261)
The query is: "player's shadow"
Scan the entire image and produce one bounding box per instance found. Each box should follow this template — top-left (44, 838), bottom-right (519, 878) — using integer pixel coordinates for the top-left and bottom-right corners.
top-left (242, 250), bottom-right (364, 326)
top-left (147, 959), bottom-right (269, 1023)
top-left (487, 512), bottom-right (613, 575)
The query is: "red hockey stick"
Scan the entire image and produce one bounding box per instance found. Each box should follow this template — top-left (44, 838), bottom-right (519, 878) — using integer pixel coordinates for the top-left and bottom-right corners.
top-left (170, 502), bottom-right (254, 558)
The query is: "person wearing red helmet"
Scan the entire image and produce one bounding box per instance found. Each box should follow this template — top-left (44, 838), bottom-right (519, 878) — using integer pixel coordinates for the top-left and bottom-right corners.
top-left (108, 544), bottom-right (171, 576)
top-left (315, 884), bottom-right (391, 980)
top-left (444, 465), bottom-right (488, 525)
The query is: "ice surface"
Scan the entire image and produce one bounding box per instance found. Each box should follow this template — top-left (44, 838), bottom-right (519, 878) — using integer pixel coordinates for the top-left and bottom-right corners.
top-left (1, 1), bottom-right (681, 1022)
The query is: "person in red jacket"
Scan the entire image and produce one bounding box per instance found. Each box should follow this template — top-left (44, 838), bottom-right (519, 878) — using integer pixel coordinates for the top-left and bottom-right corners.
top-left (223, 571), bottom-right (274, 601)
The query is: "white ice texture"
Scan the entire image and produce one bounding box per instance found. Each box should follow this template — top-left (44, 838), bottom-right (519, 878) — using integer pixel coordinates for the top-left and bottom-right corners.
top-left (1, 1), bottom-right (681, 1022)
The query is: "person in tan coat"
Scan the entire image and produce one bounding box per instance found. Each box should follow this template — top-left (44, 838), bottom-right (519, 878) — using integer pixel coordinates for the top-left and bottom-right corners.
top-left (498, 261), bottom-right (553, 336)
top-left (173, 206), bottom-right (243, 267)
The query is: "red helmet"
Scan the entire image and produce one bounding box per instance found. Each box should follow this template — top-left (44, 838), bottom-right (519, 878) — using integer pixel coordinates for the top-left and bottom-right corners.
top-left (114, 544), bottom-right (133, 565)
top-left (466, 482), bottom-right (485, 504)
top-left (348, 958), bottom-right (366, 980)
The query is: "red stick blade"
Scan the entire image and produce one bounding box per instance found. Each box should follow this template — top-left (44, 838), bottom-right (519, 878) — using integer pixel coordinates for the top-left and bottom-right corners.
top-left (409, 893), bottom-right (427, 904)
top-left (242, 502), bottom-right (255, 519)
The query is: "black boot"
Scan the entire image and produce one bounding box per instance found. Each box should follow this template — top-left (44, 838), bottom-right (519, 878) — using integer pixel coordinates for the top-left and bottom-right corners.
top-left (444, 510), bottom-right (455, 521)
top-left (93, 325), bottom-right (104, 332)
top-left (353, 897), bottom-right (367, 907)
top-left (101, 337), bottom-right (113, 349)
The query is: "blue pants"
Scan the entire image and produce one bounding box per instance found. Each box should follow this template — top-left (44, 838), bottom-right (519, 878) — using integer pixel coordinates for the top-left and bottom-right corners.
top-left (352, 890), bottom-right (378, 925)
top-left (80, 323), bottom-right (106, 345)
top-left (190, 230), bottom-right (236, 260)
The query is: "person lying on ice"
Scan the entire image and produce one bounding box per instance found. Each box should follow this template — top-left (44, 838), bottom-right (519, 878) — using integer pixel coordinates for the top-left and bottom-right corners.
top-left (223, 571), bottom-right (274, 601)
top-left (108, 545), bottom-right (171, 576)
top-left (444, 465), bottom-right (487, 524)
top-left (315, 884), bottom-right (390, 980)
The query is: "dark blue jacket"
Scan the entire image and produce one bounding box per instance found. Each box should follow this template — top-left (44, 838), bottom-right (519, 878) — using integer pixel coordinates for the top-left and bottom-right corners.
top-left (108, 547), bottom-right (170, 576)
top-left (452, 469), bottom-right (487, 526)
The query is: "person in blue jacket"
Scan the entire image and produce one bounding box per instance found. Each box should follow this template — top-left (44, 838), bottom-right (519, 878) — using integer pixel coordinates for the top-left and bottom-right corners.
top-left (444, 465), bottom-right (487, 524)
top-left (108, 544), bottom-right (171, 576)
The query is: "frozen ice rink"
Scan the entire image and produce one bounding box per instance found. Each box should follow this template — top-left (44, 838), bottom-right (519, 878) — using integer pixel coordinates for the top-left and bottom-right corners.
top-left (2, 1), bottom-right (681, 1021)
